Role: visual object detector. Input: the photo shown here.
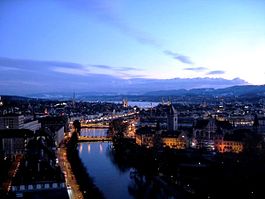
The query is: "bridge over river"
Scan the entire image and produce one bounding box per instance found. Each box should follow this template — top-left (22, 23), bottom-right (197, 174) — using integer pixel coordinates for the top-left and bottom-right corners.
top-left (80, 111), bottom-right (138, 129)
top-left (78, 136), bottom-right (112, 142)
top-left (78, 128), bottom-right (112, 142)
top-left (81, 123), bottom-right (109, 128)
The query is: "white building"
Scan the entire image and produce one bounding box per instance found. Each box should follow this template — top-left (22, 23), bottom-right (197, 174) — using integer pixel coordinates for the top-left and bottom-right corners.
top-left (0, 115), bottom-right (40, 132)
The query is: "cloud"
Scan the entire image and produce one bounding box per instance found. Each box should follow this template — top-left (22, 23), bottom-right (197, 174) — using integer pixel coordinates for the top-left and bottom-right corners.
top-left (62, 0), bottom-right (161, 48)
top-left (51, 66), bottom-right (90, 76)
top-left (0, 80), bottom-right (44, 86)
top-left (118, 66), bottom-right (141, 71)
top-left (91, 64), bottom-right (112, 69)
top-left (0, 57), bottom-right (84, 71)
top-left (0, 66), bottom-right (21, 71)
top-left (207, 70), bottom-right (225, 75)
top-left (118, 72), bottom-right (147, 79)
top-left (0, 57), bottom-right (142, 78)
top-left (184, 67), bottom-right (208, 71)
top-left (163, 50), bottom-right (193, 64)
top-left (91, 64), bottom-right (141, 72)
top-left (62, 1), bottom-right (193, 64)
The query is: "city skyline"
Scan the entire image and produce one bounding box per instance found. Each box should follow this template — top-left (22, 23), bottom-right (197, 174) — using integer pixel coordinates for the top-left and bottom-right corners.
top-left (0, 0), bottom-right (265, 94)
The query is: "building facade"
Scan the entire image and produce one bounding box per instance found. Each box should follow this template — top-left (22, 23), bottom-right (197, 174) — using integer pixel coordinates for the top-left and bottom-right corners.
top-left (167, 104), bottom-right (178, 131)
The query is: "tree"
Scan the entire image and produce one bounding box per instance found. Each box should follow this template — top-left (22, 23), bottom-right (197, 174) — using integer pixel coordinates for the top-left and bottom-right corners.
top-left (110, 119), bottom-right (127, 146)
top-left (73, 120), bottom-right (81, 135)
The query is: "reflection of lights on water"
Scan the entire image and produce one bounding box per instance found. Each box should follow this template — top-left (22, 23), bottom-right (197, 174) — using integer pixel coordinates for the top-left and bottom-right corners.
top-left (79, 144), bottom-right (83, 154)
top-left (99, 143), bottom-right (103, 154)
top-left (88, 144), bottom-right (91, 153)
top-left (81, 128), bottom-right (108, 137)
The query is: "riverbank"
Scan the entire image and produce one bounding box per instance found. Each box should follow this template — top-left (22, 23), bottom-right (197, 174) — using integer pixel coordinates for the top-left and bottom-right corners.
top-left (111, 137), bottom-right (265, 199)
top-left (58, 145), bottom-right (83, 199)
top-left (66, 132), bottom-right (104, 199)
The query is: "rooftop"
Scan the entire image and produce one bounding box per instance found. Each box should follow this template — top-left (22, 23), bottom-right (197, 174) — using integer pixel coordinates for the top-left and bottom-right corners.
top-left (0, 129), bottom-right (34, 138)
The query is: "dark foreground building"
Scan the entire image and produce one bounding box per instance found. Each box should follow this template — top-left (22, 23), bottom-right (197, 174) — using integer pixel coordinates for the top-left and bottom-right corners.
top-left (8, 128), bottom-right (68, 199)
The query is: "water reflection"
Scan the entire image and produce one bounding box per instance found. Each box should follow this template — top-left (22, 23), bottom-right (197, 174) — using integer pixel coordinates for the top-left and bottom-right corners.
top-left (99, 143), bottom-right (103, 154)
top-left (79, 143), bottom-right (83, 153)
top-left (79, 141), bottom-right (172, 199)
top-left (81, 128), bottom-right (108, 137)
top-left (79, 142), bottom-right (133, 199)
top-left (78, 128), bottom-right (173, 199)
top-left (87, 143), bottom-right (90, 154)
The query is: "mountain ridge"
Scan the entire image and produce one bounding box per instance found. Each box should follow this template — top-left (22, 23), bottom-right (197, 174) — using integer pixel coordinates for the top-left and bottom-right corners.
top-left (22, 84), bottom-right (265, 100)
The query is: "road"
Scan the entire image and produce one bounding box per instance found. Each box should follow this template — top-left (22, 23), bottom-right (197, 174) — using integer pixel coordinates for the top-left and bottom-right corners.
top-left (2, 155), bottom-right (22, 193)
top-left (58, 146), bottom-right (84, 199)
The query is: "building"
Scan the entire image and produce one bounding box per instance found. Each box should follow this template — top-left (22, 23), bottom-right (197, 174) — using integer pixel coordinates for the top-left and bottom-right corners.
top-left (135, 127), bottom-right (156, 148)
top-left (39, 116), bottom-right (68, 131)
top-left (122, 99), bottom-right (128, 108)
top-left (193, 118), bottom-right (233, 150)
top-left (228, 115), bottom-right (255, 128)
top-left (214, 139), bottom-right (243, 153)
top-left (161, 131), bottom-right (187, 149)
top-left (0, 115), bottom-right (24, 129)
top-left (23, 119), bottom-right (41, 133)
top-left (193, 118), bottom-right (217, 141)
top-left (256, 117), bottom-right (265, 133)
top-left (214, 132), bottom-right (244, 153)
top-left (0, 129), bottom-right (34, 156)
top-left (9, 129), bottom-right (68, 198)
top-left (136, 126), bottom-right (188, 150)
top-left (46, 126), bottom-right (65, 147)
top-left (178, 117), bottom-right (194, 129)
top-left (39, 116), bottom-right (69, 147)
top-left (0, 114), bottom-right (41, 132)
top-left (167, 104), bottom-right (178, 131)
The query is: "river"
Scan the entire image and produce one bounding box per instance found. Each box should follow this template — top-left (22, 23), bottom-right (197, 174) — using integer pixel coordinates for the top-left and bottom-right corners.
top-left (78, 142), bottom-right (135, 199)
top-left (78, 128), bottom-right (177, 199)
top-left (79, 128), bottom-right (134, 199)
top-left (87, 101), bottom-right (159, 109)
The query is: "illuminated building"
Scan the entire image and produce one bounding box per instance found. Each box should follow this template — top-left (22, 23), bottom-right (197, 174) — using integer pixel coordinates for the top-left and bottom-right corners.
top-left (122, 99), bottom-right (128, 108)
top-left (162, 134), bottom-right (187, 149)
top-left (228, 115), bottom-right (255, 128)
top-left (135, 128), bottom-right (156, 148)
top-left (215, 139), bottom-right (243, 153)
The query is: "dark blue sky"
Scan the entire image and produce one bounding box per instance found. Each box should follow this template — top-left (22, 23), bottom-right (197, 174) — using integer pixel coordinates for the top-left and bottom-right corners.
top-left (0, 0), bottom-right (265, 94)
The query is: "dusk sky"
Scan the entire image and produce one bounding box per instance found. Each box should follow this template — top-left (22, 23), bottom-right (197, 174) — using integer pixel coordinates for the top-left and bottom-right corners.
top-left (0, 0), bottom-right (265, 94)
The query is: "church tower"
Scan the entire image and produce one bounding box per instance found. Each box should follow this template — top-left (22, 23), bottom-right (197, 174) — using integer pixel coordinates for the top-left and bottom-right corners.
top-left (167, 104), bottom-right (178, 131)
top-left (122, 99), bottom-right (128, 108)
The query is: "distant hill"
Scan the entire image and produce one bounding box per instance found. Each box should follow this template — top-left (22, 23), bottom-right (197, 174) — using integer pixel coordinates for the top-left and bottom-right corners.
top-left (1, 85), bottom-right (265, 102)
top-left (23, 76), bottom-right (248, 97)
top-left (1, 95), bottom-right (31, 101)
top-left (22, 85), bottom-right (265, 102)
top-left (144, 85), bottom-right (265, 97)
top-left (1, 64), bottom-right (248, 96)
